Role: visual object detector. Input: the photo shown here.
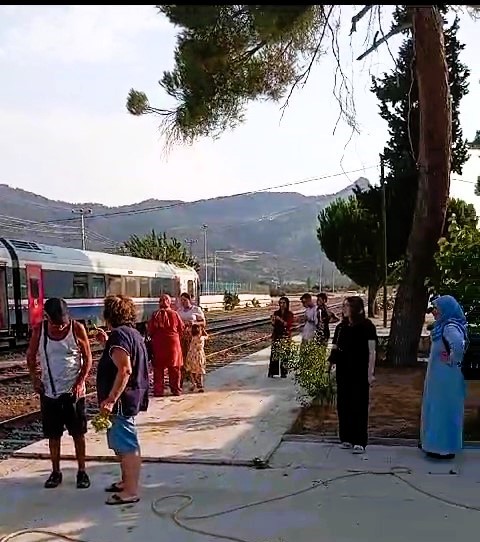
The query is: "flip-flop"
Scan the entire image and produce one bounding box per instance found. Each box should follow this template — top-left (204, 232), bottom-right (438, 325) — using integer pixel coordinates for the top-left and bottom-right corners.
top-left (105, 482), bottom-right (123, 493)
top-left (105, 494), bottom-right (140, 506)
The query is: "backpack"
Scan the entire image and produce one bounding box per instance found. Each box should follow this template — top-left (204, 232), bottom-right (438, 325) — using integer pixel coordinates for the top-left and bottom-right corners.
top-left (441, 327), bottom-right (480, 381)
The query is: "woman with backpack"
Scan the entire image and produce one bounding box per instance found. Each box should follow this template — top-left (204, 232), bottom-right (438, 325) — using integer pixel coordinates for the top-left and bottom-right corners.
top-left (421, 295), bottom-right (467, 460)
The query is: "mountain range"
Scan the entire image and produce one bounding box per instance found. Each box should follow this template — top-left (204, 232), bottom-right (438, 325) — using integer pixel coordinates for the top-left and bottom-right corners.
top-left (0, 178), bottom-right (370, 285)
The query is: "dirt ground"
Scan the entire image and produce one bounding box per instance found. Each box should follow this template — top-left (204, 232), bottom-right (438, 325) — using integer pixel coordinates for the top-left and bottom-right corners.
top-left (294, 365), bottom-right (480, 441)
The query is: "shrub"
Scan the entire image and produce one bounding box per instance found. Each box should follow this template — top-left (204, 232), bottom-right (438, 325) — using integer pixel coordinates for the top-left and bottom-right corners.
top-left (223, 291), bottom-right (240, 311)
top-left (285, 340), bottom-right (336, 407)
top-left (251, 297), bottom-right (261, 308)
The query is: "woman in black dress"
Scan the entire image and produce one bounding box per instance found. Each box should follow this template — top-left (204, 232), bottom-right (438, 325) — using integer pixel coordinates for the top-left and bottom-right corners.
top-left (329, 296), bottom-right (377, 454)
top-left (268, 296), bottom-right (294, 378)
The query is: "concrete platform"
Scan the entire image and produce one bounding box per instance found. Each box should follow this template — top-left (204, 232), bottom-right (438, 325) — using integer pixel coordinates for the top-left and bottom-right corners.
top-left (13, 346), bottom-right (301, 466)
top-left (3, 340), bottom-right (480, 540)
top-left (1, 442), bottom-right (480, 542)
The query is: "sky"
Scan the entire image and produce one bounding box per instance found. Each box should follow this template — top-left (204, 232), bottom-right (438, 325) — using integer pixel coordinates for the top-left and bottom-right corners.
top-left (0, 5), bottom-right (479, 211)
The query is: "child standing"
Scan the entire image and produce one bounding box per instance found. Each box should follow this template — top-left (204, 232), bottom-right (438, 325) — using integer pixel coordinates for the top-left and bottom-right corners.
top-left (185, 324), bottom-right (207, 392)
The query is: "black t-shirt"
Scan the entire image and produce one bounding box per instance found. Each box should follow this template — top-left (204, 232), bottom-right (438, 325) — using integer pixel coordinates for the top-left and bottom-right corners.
top-left (317, 307), bottom-right (336, 340)
top-left (332, 318), bottom-right (377, 373)
top-left (96, 325), bottom-right (149, 417)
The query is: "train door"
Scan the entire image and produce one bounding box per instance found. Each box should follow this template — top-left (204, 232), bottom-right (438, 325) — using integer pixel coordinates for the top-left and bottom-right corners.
top-left (0, 265), bottom-right (7, 330)
top-left (25, 264), bottom-right (44, 327)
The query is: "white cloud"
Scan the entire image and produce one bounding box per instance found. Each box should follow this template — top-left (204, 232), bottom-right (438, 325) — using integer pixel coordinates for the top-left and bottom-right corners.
top-left (0, 5), bottom-right (168, 64)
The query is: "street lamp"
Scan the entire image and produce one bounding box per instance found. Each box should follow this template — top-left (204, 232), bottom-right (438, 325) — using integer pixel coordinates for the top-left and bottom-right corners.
top-left (214, 250), bottom-right (233, 293)
top-left (380, 153), bottom-right (388, 328)
top-left (184, 238), bottom-right (198, 257)
top-left (201, 225), bottom-right (208, 294)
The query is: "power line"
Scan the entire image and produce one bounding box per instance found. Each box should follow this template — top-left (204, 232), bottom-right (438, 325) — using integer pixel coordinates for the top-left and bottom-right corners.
top-left (39, 165), bottom-right (378, 225)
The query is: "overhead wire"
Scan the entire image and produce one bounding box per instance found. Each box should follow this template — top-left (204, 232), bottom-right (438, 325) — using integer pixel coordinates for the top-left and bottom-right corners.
top-left (38, 165), bottom-right (379, 225)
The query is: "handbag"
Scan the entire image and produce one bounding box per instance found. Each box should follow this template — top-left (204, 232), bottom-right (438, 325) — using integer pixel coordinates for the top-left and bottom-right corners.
top-left (328, 325), bottom-right (343, 365)
top-left (442, 330), bottom-right (480, 381)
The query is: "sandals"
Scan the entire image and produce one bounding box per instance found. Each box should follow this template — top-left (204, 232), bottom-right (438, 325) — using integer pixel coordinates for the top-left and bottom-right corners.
top-left (105, 482), bottom-right (124, 493)
top-left (105, 493), bottom-right (140, 506)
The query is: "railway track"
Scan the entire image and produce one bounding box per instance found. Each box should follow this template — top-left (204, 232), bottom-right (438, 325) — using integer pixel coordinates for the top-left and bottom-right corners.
top-left (0, 302), bottom-right (304, 360)
top-left (0, 310), bottom-right (304, 382)
top-left (0, 332), bottom-right (276, 458)
top-left (0, 300), bottom-right (344, 459)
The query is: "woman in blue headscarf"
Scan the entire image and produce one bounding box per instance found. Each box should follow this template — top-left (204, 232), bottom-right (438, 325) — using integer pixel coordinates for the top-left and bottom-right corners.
top-left (421, 295), bottom-right (467, 459)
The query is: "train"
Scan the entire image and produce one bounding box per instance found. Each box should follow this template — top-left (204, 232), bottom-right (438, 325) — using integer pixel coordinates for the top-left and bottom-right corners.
top-left (0, 238), bottom-right (200, 345)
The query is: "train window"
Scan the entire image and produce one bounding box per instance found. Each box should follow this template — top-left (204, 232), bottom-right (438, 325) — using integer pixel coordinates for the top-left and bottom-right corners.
top-left (0, 267), bottom-right (7, 329)
top-left (43, 270), bottom-right (73, 298)
top-left (72, 273), bottom-right (89, 299)
top-left (91, 275), bottom-right (106, 298)
top-left (161, 278), bottom-right (175, 295)
top-left (151, 278), bottom-right (162, 298)
top-left (29, 278), bottom-right (40, 299)
top-left (139, 277), bottom-right (150, 298)
top-left (124, 276), bottom-right (139, 297)
top-left (19, 269), bottom-right (27, 300)
top-left (187, 280), bottom-right (194, 298)
top-left (107, 276), bottom-right (122, 296)
top-left (172, 278), bottom-right (181, 297)
top-left (6, 267), bottom-right (14, 299)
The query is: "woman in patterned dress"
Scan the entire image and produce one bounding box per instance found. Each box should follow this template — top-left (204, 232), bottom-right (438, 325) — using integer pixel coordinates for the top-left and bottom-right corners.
top-left (185, 324), bottom-right (208, 392)
top-left (177, 293), bottom-right (206, 388)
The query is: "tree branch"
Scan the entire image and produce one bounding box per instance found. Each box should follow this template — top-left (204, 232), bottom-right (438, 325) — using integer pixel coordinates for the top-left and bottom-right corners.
top-left (280, 5), bottom-right (334, 117)
top-left (350, 5), bottom-right (374, 35)
top-left (356, 21), bottom-right (413, 61)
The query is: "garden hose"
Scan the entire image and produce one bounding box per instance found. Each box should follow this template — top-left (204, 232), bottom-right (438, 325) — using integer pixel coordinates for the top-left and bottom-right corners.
top-left (2, 465), bottom-right (480, 542)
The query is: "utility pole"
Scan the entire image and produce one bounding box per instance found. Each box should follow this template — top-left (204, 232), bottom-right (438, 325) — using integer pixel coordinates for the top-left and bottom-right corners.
top-left (318, 262), bottom-right (323, 292)
top-left (184, 238), bottom-right (198, 257)
top-left (214, 250), bottom-right (232, 293)
top-left (380, 153), bottom-right (388, 328)
top-left (201, 225), bottom-right (208, 294)
top-left (72, 208), bottom-right (92, 250)
top-left (331, 269), bottom-right (335, 293)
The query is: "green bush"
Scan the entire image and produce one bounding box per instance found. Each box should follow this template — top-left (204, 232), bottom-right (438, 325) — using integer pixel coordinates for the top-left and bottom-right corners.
top-left (431, 220), bottom-right (480, 325)
top-left (285, 340), bottom-right (337, 407)
top-left (223, 291), bottom-right (240, 311)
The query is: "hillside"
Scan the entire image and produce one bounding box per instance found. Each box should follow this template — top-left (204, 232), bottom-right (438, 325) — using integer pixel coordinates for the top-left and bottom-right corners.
top-left (0, 178), bottom-right (370, 284)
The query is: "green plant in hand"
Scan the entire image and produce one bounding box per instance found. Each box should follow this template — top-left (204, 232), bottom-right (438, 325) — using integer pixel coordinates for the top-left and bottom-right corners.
top-left (92, 412), bottom-right (113, 433)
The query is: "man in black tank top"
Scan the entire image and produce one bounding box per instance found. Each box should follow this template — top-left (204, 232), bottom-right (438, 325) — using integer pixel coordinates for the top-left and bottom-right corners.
top-left (27, 298), bottom-right (93, 489)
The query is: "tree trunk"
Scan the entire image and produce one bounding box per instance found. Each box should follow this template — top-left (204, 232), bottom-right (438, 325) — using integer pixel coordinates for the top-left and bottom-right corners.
top-left (388, 7), bottom-right (452, 366)
top-left (367, 284), bottom-right (380, 318)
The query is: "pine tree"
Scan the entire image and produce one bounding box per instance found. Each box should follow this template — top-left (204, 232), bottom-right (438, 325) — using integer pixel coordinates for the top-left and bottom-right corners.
top-left (123, 230), bottom-right (200, 271)
top-left (358, 10), bottom-right (470, 364)
top-left (356, 11), bottom-right (470, 268)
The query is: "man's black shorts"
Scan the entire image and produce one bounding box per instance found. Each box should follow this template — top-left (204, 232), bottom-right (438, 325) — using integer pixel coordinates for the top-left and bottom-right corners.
top-left (40, 394), bottom-right (87, 439)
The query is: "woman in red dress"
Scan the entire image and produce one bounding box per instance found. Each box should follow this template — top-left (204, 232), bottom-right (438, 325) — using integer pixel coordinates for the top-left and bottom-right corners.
top-left (147, 294), bottom-right (185, 397)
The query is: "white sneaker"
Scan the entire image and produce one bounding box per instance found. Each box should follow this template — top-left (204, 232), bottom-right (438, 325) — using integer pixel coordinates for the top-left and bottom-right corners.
top-left (339, 442), bottom-right (353, 449)
top-left (352, 445), bottom-right (365, 454)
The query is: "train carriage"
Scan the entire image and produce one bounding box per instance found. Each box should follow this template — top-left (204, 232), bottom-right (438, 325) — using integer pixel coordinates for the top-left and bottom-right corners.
top-left (0, 243), bottom-right (11, 340)
top-left (0, 238), bottom-right (200, 344)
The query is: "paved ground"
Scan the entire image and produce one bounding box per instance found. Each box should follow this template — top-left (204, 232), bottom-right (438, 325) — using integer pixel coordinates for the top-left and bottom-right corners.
top-left (1, 442), bottom-right (480, 542)
top-left (2, 342), bottom-right (480, 542)
top-left (14, 347), bottom-right (300, 466)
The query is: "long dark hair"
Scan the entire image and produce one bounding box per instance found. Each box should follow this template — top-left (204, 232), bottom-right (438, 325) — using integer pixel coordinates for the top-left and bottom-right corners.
top-left (345, 296), bottom-right (366, 325)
